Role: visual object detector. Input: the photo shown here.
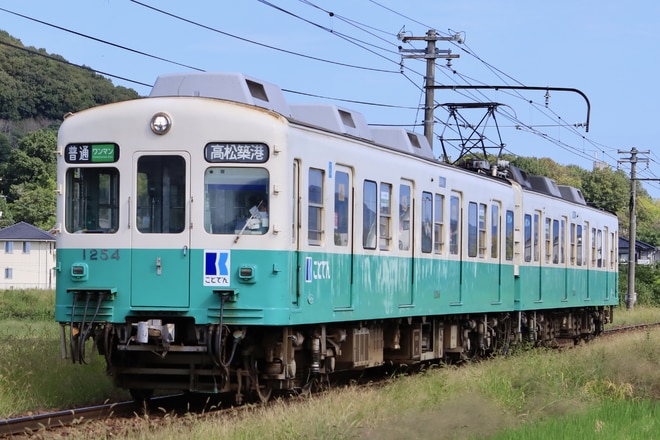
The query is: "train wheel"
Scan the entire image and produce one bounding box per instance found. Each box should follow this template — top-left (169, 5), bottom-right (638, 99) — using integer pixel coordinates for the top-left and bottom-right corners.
top-left (255, 379), bottom-right (273, 403)
top-left (249, 361), bottom-right (273, 403)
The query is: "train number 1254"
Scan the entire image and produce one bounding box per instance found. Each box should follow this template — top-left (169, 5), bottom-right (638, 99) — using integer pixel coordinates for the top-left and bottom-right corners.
top-left (82, 249), bottom-right (120, 261)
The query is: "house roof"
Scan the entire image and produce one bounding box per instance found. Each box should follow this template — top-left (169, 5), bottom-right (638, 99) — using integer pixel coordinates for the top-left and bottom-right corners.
top-left (0, 222), bottom-right (55, 242)
top-left (619, 237), bottom-right (657, 251)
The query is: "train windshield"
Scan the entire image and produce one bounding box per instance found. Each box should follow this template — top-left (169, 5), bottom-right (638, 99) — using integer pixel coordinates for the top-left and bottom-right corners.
top-left (204, 167), bottom-right (269, 235)
top-left (65, 167), bottom-right (119, 233)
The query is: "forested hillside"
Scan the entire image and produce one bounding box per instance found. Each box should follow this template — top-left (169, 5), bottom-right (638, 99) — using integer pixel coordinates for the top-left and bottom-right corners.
top-left (0, 30), bottom-right (139, 230)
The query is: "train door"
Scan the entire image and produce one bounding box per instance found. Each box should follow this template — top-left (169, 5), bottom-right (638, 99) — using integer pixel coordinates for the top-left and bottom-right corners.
top-left (449, 192), bottom-right (462, 304)
top-left (491, 201), bottom-right (503, 303)
top-left (333, 165), bottom-right (353, 309)
top-left (130, 153), bottom-right (191, 307)
top-left (559, 217), bottom-right (568, 300)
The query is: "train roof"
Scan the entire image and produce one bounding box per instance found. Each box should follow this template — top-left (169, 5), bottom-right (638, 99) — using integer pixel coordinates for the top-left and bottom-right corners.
top-left (150, 72), bottom-right (436, 161)
top-left (148, 72), bottom-right (589, 206)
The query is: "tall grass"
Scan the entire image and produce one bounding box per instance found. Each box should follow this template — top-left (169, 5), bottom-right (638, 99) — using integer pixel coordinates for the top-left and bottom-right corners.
top-left (1, 290), bottom-right (658, 439)
top-left (108, 327), bottom-right (658, 440)
top-left (0, 290), bottom-right (127, 418)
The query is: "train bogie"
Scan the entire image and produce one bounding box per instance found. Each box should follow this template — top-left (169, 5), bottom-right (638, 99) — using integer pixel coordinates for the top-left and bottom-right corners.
top-left (54, 72), bottom-right (618, 401)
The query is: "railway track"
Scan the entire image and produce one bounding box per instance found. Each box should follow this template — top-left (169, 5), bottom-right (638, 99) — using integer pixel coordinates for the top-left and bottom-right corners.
top-left (2, 321), bottom-right (657, 438)
top-left (0, 394), bottom-right (212, 437)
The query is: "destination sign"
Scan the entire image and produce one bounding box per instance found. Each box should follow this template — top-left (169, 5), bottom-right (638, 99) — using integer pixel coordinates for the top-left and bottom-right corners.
top-left (65, 143), bottom-right (119, 164)
top-left (205, 143), bottom-right (269, 163)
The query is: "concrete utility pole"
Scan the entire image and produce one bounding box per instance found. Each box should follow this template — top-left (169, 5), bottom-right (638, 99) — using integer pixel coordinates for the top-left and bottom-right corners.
top-left (618, 147), bottom-right (649, 309)
top-left (399, 30), bottom-right (460, 149)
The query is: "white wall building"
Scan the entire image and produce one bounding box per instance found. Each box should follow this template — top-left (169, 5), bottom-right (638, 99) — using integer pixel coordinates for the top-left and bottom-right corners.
top-left (0, 222), bottom-right (56, 289)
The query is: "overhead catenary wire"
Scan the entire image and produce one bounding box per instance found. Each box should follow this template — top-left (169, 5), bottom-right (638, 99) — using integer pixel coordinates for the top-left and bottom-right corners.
top-left (0, 1), bottom-right (658, 192)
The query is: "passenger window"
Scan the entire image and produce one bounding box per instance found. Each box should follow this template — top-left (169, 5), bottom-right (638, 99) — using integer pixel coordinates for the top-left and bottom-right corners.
top-left (399, 184), bottom-right (411, 251)
top-left (560, 218), bottom-right (566, 264)
top-left (552, 219), bottom-right (559, 264)
top-left (308, 168), bottom-right (324, 245)
top-left (478, 204), bottom-right (487, 258)
top-left (576, 224), bottom-right (583, 266)
top-left (379, 183), bottom-right (392, 250)
top-left (468, 202), bottom-right (478, 257)
top-left (421, 192), bottom-right (433, 253)
top-left (533, 212), bottom-right (540, 262)
top-left (570, 223), bottom-right (576, 265)
top-left (544, 218), bottom-right (552, 264)
top-left (505, 210), bottom-right (514, 261)
top-left (450, 195), bottom-right (460, 255)
top-left (591, 227), bottom-right (597, 267)
top-left (363, 180), bottom-right (377, 249)
top-left (434, 194), bottom-right (444, 254)
top-left (490, 203), bottom-right (499, 259)
top-left (204, 167), bottom-right (269, 235)
top-left (66, 167), bottom-right (120, 233)
top-left (524, 214), bottom-right (532, 262)
top-left (597, 229), bottom-right (603, 268)
top-left (334, 171), bottom-right (349, 246)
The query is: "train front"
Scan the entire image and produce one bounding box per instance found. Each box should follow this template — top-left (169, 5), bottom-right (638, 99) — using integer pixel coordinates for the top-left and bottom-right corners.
top-left (54, 73), bottom-right (295, 401)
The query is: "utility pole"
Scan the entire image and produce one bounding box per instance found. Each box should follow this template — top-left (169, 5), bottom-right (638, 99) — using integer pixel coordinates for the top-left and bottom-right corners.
top-left (399, 30), bottom-right (461, 149)
top-left (618, 147), bottom-right (649, 309)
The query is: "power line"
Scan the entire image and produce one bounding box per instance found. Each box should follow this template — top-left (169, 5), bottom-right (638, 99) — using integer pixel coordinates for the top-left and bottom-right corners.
top-left (0, 40), bottom-right (152, 88)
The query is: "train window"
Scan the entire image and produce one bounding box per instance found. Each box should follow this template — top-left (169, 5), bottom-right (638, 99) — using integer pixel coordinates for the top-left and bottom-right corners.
top-left (533, 212), bottom-right (540, 262)
top-left (505, 210), bottom-right (514, 261)
top-left (379, 183), bottom-right (392, 250)
top-left (552, 220), bottom-right (559, 264)
top-left (308, 168), bottom-right (324, 245)
top-left (204, 167), bottom-right (269, 235)
top-left (399, 184), bottom-right (411, 251)
top-left (560, 218), bottom-right (566, 264)
top-left (136, 156), bottom-right (185, 234)
top-left (434, 194), bottom-right (444, 254)
top-left (363, 180), bottom-right (377, 249)
top-left (597, 229), bottom-right (603, 267)
top-left (450, 195), bottom-right (460, 255)
top-left (591, 227), bottom-right (597, 267)
top-left (65, 167), bottom-right (119, 233)
top-left (467, 202), bottom-right (477, 257)
top-left (544, 218), bottom-right (552, 264)
top-left (421, 192), bottom-right (433, 253)
top-left (490, 203), bottom-right (499, 259)
top-left (478, 204), bottom-right (487, 258)
top-left (334, 171), bottom-right (349, 246)
top-left (576, 224), bottom-right (583, 266)
top-left (570, 223), bottom-right (576, 265)
top-left (611, 231), bottom-right (617, 268)
top-left (559, 218), bottom-right (566, 264)
top-left (524, 214), bottom-right (532, 262)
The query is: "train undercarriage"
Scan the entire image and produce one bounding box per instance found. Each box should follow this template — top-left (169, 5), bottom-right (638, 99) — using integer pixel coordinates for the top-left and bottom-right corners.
top-left (61, 306), bottom-right (613, 403)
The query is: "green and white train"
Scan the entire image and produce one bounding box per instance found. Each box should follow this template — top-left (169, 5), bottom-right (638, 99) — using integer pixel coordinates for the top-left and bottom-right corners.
top-left (55, 72), bottom-right (618, 402)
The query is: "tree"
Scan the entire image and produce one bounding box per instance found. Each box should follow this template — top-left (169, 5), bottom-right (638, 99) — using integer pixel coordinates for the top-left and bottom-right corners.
top-left (9, 183), bottom-right (56, 230)
top-left (580, 167), bottom-right (629, 214)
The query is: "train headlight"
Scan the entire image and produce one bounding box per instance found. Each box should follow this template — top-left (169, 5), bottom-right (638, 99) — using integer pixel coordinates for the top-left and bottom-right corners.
top-left (71, 263), bottom-right (88, 281)
top-left (150, 112), bottom-right (172, 135)
top-left (238, 265), bottom-right (256, 283)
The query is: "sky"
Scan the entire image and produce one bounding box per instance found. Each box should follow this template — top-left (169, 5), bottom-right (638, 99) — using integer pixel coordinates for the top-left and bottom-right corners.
top-left (1, 0), bottom-right (659, 198)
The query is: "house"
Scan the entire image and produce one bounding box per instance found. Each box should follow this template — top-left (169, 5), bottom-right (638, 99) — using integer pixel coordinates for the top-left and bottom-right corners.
top-left (618, 237), bottom-right (658, 266)
top-left (0, 222), bottom-right (56, 289)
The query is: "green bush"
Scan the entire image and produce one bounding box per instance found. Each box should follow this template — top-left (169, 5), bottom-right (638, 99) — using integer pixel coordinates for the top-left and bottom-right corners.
top-left (0, 289), bottom-right (54, 320)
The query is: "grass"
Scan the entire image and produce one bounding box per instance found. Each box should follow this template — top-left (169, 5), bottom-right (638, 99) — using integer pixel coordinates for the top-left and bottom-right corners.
top-left (0, 290), bottom-right (128, 417)
top-left (1, 290), bottom-right (659, 439)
